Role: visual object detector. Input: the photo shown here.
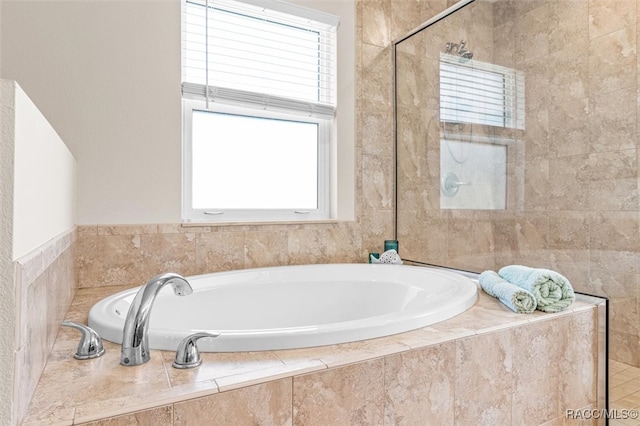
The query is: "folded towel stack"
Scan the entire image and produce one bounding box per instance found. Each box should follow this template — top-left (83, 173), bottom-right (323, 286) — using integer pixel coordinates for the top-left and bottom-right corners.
top-left (478, 270), bottom-right (537, 314)
top-left (498, 265), bottom-right (575, 313)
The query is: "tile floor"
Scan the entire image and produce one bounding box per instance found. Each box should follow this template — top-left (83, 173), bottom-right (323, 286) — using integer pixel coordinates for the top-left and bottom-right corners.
top-left (609, 360), bottom-right (640, 426)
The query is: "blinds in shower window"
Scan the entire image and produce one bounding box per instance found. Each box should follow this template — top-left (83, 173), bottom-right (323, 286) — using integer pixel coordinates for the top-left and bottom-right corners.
top-left (439, 53), bottom-right (525, 129)
top-left (181, 0), bottom-right (338, 119)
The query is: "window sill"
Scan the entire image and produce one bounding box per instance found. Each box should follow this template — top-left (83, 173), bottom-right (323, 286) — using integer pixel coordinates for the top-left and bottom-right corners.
top-left (180, 218), bottom-right (352, 228)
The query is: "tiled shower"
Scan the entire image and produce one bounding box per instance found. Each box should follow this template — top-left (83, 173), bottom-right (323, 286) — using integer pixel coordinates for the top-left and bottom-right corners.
top-left (394, 0), bottom-right (640, 367)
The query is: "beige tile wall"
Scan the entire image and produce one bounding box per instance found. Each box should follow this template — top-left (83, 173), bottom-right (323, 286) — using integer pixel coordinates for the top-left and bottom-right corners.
top-left (72, 309), bottom-right (599, 426)
top-left (394, 0), bottom-right (640, 365)
top-left (13, 228), bottom-right (76, 423)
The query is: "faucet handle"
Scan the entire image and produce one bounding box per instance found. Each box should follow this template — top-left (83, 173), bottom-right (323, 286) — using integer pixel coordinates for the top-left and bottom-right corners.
top-left (61, 321), bottom-right (105, 360)
top-left (172, 332), bottom-right (220, 369)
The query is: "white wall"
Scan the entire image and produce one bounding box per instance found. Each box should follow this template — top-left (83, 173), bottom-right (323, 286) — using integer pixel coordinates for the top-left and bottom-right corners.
top-left (1, 0), bottom-right (182, 225)
top-left (0, 0), bottom-right (354, 225)
top-left (0, 79), bottom-right (77, 424)
top-left (13, 84), bottom-right (76, 259)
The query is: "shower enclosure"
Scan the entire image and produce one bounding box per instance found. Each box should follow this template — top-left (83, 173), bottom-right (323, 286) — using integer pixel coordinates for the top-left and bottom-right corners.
top-left (393, 0), bottom-right (638, 371)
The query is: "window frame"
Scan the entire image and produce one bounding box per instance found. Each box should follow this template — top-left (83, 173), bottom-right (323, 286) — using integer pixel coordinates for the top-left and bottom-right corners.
top-left (181, 99), bottom-right (331, 223)
top-left (181, 0), bottom-right (338, 224)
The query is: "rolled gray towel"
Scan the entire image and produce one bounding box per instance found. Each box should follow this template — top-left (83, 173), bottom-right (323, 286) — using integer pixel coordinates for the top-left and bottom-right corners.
top-left (478, 270), bottom-right (537, 314)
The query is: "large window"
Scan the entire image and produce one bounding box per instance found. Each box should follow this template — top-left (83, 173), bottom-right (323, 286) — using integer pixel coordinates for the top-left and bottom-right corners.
top-left (181, 0), bottom-right (338, 222)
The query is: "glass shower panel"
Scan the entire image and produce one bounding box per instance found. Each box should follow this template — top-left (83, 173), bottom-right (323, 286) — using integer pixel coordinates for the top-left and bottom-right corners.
top-left (395, 0), bottom-right (525, 272)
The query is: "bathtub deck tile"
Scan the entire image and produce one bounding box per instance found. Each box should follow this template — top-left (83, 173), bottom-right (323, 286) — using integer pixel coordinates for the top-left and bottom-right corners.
top-left (273, 336), bottom-right (412, 369)
top-left (72, 379), bottom-right (220, 425)
top-left (398, 325), bottom-right (476, 350)
top-left (161, 350), bottom-right (285, 388)
top-left (215, 358), bottom-right (326, 393)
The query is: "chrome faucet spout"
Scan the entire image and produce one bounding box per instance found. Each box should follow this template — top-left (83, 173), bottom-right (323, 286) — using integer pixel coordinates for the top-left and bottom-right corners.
top-left (120, 272), bottom-right (193, 366)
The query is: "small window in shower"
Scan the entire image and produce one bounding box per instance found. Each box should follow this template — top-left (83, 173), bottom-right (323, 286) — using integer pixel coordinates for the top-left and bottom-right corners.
top-left (439, 53), bottom-right (525, 130)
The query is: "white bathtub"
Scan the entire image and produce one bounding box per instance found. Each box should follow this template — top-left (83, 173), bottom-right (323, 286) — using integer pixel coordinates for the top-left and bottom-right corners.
top-left (88, 264), bottom-right (478, 352)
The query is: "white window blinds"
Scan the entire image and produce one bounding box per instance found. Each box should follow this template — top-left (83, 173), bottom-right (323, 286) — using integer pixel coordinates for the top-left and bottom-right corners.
top-left (439, 53), bottom-right (525, 129)
top-left (182, 0), bottom-right (338, 119)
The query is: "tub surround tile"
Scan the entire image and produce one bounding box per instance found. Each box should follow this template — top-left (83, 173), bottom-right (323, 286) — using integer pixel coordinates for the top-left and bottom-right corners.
top-left (140, 232), bottom-right (197, 278)
top-left (559, 310), bottom-right (598, 411)
top-left (24, 285), bottom-right (602, 425)
top-left (383, 341), bottom-right (456, 425)
top-left (195, 230), bottom-right (247, 273)
top-left (75, 406), bottom-right (173, 426)
top-left (454, 330), bottom-right (513, 424)
top-left (14, 229), bottom-right (77, 425)
top-left (72, 381), bottom-right (220, 425)
top-left (292, 358), bottom-right (385, 426)
top-left (76, 234), bottom-right (145, 288)
top-left (174, 378), bottom-right (292, 426)
top-left (244, 230), bottom-right (290, 268)
top-left (97, 224), bottom-right (159, 236)
top-left (512, 320), bottom-right (563, 424)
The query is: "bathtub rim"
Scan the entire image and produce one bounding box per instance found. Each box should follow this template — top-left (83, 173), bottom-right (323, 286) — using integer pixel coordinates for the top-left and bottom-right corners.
top-left (88, 263), bottom-right (479, 352)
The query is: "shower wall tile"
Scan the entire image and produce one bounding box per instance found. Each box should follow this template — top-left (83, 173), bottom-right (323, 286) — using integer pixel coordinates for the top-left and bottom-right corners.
top-left (493, 20), bottom-right (515, 67)
top-left (547, 155), bottom-right (589, 210)
top-left (609, 297), bottom-right (639, 336)
top-left (447, 216), bottom-right (494, 258)
top-left (524, 158), bottom-right (550, 211)
top-left (548, 48), bottom-right (589, 105)
top-left (610, 329), bottom-right (640, 366)
top-left (361, 99), bottom-right (393, 157)
top-left (588, 88), bottom-right (637, 153)
top-left (588, 0), bottom-right (636, 40)
top-left (361, 43), bottom-right (392, 101)
top-left (520, 58), bottom-right (550, 114)
top-left (588, 266), bottom-right (637, 299)
top-left (549, 0), bottom-right (589, 54)
top-left (588, 178), bottom-right (639, 211)
top-left (388, 0), bottom-right (418, 41)
top-left (549, 98), bottom-right (589, 157)
top-left (360, 209), bottom-right (394, 255)
top-left (362, 154), bottom-right (394, 210)
top-left (361, 0), bottom-right (390, 47)
top-left (588, 211), bottom-right (639, 252)
top-left (514, 4), bottom-right (549, 63)
top-left (583, 149), bottom-right (637, 181)
top-left (548, 211), bottom-right (589, 250)
top-left (293, 359), bottom-right (385, 426)
top-left (524, 108), bottom-right (550, 160)
top-left (588, 26), bottom-right (636, 97)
